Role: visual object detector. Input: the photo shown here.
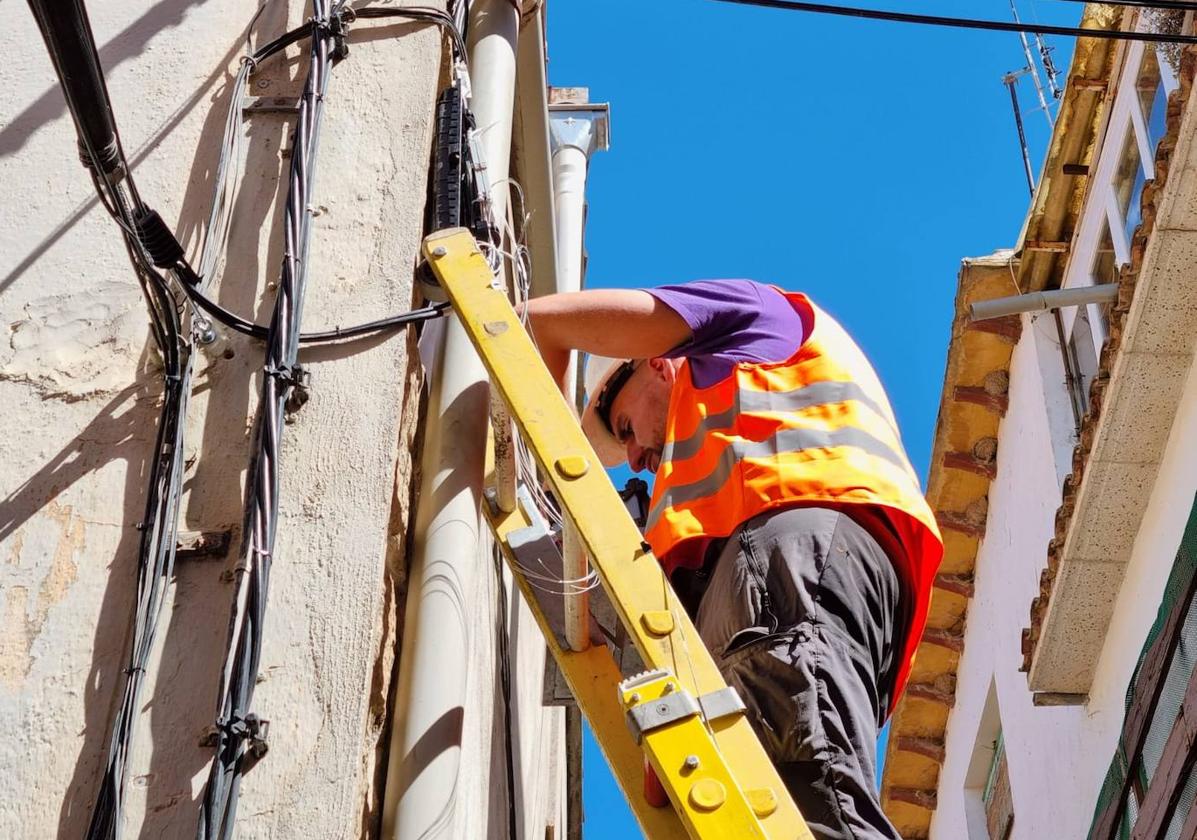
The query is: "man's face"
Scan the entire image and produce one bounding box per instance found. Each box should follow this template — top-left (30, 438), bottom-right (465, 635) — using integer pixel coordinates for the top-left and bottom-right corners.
top-left (608, 358), bottom-right (678, 474)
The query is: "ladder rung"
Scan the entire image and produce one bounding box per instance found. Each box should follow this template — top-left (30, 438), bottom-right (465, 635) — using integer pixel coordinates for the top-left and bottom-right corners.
top-left (425, 228), bottom-right (813, 840)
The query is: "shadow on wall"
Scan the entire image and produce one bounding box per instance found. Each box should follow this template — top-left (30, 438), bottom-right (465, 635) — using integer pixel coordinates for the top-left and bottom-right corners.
top-left (133, 0), bottom-right (298, 831)
top-left (0, 373), bottom-right (154, 833)
top-left (3, 0), bottom-right (231, 299)
top-left (0, 1), bottom-right (293, 833)
top-left (0, 0), bottom-right (209, 161)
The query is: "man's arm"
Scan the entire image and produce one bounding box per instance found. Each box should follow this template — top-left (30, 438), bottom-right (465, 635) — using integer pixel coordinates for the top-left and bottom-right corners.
top-left (524, 289), bottom-right (692, 391)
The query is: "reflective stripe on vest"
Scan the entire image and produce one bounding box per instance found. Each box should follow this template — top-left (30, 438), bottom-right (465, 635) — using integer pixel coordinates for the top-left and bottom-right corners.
top-left (660, 379), bottom-right (899, 464)
top-left (647, 420), bottom-right (915, 535)
top-left (645, 291), bottom-right (936, 564)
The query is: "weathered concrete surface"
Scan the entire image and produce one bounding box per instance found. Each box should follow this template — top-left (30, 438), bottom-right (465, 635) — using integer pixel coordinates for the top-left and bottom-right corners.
top-left (0, 2), bottom-right (562, 837)
top-left (1029, 53), bottom-right (1197, 696)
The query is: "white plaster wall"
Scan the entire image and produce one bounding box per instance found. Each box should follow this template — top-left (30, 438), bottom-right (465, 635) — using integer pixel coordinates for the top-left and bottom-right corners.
top-left (0, 2), bottom-right (565, 837)
top-left (934, 314), bottom-right (1197, 839)
top-left (933, 315), bottom-right (1105, 840)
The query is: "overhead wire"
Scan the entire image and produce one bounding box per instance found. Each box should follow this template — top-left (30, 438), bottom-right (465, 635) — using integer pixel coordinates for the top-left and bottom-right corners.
top-left (708, 0), bottom-right (1197, 43)
top-left (1047, 0), bottom-right (1197, 10)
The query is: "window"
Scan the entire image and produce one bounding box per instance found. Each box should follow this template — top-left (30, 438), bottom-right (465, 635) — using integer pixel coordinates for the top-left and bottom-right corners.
top-left (1137, 47), bottom-right (1168, 152)
top-left (1042, 37), bottom-right (1175, 485)
top-left (1089, 220), bottom-right (1118, 340)
top-left (983, 734), bottom-right (1015, 840)
top-left (1088, 496), bottom-right (1197, 840)
top-left (965, 681), bottom-right (1008, 840)
top-left (1091, 221), bottom-right (1119, 289)
top-left (1113, 123), bottom-right (1146, 243)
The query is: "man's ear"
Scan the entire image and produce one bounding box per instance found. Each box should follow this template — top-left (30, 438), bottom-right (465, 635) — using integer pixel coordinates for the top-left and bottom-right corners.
top-left (648, 357), bottom-right (675, 382)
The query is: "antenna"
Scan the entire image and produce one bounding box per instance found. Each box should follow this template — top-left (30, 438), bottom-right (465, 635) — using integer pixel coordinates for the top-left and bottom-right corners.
top-left (1009, 0), bottom-right (1054, 128)
top-left (1003, 68), bottom-right (1037, 197)
top-left (1034, 31), bottom-right (1063, 99)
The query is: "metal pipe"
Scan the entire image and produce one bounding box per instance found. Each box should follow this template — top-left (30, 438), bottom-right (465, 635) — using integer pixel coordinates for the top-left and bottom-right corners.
top-left (549, 102), bottom-right (609, 652)
top-left (1003, 71), bottom-right (1036, 198)
top-left (969, 283), bottom-right (1119, 321)
top-left (515, 5), bottom-right (560, 300)
top-left (382, 2), bottom-right (519, 836)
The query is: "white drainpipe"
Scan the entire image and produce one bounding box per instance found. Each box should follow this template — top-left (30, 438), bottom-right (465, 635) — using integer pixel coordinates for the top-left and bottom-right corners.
top-left (549, 100), bottom-right (609, 652)
top-left (381, 1), bottom-right (519, 837)
top-left (969, 283), bottom-right (1119, 321)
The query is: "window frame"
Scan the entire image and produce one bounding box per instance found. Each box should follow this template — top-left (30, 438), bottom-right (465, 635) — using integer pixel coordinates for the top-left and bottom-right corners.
top-left (1058, 38), bottom-right (1177, 382)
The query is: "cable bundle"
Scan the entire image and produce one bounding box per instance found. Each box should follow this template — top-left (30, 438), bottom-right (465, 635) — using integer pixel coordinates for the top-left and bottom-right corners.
top-left (195, 3), bottom-right (338, 835)
top-left (22, 1), bottom-right (465, 837)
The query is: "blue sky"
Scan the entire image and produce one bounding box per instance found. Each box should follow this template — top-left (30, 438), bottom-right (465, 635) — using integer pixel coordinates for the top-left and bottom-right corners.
top-left (546, 1), bottom-right (1078, 835)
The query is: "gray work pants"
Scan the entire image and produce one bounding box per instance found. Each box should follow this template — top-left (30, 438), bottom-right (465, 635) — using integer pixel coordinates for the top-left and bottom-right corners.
top-left (677, 506), bottom-right (903, 840)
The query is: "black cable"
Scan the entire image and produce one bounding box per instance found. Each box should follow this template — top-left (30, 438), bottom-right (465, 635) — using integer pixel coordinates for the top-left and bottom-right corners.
top-left (709, 0), bottom-right (1197, 43)
top-left (178, 272), bottom-right (449, 343)
top-left (23, 1), bottom-right (465, 836)
top-left (171, 4), bottom-right (467, 347)
top-left (24, 5), bottom-right (197, 840)
top-left (353, 6), bottom-right (469, 58)
top-left (196, 6), bottom-right (339, 836)
top-left (26, 0), bottom-right (121, 172)
top-left (25, 6), bottom-right (199, 840)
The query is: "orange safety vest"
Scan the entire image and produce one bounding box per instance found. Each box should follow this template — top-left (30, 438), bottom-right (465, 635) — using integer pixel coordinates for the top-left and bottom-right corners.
top-left (645, 290), bottom-right (943, 708)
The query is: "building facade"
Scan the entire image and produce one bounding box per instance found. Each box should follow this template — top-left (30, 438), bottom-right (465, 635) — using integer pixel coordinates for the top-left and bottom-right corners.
top-left (0, 1), bottom-right (584, 837)
top-left (881, 6), bottom-right (1197, 840)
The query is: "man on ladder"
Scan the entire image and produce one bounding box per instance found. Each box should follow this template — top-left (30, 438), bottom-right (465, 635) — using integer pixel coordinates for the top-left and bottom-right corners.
top-left (526, 279), bottom-right (943, 840)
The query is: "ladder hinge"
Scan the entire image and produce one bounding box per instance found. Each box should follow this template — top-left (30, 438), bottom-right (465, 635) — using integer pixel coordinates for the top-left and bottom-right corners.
top-left (621, 670), bottom-right (746, 744)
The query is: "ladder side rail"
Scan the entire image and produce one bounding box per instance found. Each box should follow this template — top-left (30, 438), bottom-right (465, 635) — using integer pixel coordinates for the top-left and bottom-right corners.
top-left (425, 228), bottom-right (813, 840)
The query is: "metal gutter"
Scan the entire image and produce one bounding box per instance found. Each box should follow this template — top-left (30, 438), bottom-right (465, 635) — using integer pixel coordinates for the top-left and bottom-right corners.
top-left (513, 2), bottom-right (560, 300)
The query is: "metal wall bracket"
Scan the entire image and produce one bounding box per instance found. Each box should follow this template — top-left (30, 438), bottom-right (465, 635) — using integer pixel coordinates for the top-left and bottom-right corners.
top-left (242, 96), bottom-right (300, 115)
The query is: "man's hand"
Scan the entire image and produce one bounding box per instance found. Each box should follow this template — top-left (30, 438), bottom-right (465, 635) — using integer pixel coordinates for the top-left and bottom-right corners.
top-left (524, 289), bottom-right (692, 392)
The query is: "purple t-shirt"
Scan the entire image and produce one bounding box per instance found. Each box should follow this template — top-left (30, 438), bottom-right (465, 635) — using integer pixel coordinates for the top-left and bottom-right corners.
top-left (647, 279), bottom-right (805, 388)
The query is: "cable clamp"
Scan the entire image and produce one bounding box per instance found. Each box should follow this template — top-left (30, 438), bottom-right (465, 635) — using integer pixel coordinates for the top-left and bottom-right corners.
top-left (240, 55), bottom-right (258, 74)
top-left (320, 11), bottom-right (351, 62)
top-left (266, 363), bottom-right (311, 413)
top-left (214, 713), bottom-right (270, 758)
top-left (265, 363), bottom-right (310, 389)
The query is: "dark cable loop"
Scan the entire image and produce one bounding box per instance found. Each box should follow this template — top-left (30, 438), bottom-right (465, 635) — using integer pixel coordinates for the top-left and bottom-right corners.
top-left (176, 265), bottom-right (449, 343)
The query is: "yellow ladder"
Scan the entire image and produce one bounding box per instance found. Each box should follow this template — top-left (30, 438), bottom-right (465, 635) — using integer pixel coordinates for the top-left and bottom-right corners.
top-left (423, 228), bottom-right (813, 840)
